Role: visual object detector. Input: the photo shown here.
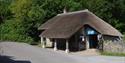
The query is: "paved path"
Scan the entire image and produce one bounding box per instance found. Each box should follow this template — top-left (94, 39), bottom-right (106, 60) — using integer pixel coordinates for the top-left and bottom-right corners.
top-left (0, 42), bottom-right (125, 63)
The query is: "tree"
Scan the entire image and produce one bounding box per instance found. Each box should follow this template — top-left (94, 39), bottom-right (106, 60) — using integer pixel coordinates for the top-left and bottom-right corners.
top-left (0, 0), bottom-right (125, 43)
top-left (0, 0), bottom-right (12, 24)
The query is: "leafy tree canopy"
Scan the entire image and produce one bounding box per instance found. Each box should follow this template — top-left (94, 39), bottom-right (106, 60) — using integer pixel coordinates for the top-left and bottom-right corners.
top-left (0, 0), bottom-right (125, 44)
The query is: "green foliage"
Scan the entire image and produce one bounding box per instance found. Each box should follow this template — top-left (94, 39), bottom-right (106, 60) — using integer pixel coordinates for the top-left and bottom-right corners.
top-left (0, 19), bottom-right (33, 42)
top-left (123, 33), bottom-right (125, 43)
top-left (0, 0), bottom-right (12, 22)
top-left (0, 0), bottom-right (125, 44)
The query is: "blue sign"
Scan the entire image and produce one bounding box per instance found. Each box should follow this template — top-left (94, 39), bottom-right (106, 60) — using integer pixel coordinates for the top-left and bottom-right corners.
top-left (85, 27), bottom-right (97, 35)
top-left (88, 30), bottom-right (95, 35)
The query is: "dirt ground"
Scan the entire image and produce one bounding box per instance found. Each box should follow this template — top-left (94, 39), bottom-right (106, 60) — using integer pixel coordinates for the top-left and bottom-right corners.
top-left (0, 42), bottom-right (125, 63)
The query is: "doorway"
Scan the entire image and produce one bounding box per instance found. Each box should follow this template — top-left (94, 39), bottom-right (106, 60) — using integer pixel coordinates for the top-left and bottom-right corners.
top-left (88, 35), bottom-right (98, 48)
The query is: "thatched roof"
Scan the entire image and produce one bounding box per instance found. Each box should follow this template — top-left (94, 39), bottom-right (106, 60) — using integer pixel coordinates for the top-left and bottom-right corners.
top-left (39, 9), bottom-right (122, 38)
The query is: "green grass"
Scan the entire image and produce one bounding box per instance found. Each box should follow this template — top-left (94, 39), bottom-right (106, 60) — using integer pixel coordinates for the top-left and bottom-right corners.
top-left (100, 51), bottom-right (125, 57)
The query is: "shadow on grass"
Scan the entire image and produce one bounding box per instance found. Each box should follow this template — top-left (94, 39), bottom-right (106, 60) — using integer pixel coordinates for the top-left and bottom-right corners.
top-left (0, 55), bottom-right (31, 63)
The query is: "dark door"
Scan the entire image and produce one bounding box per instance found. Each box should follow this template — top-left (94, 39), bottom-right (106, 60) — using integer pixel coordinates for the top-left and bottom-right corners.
top-left (89, 35), bottom-right (98, 48)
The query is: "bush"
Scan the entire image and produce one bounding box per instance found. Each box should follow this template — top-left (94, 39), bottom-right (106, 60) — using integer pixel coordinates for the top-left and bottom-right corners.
top-left (0, 20), bottom-right (34, 43)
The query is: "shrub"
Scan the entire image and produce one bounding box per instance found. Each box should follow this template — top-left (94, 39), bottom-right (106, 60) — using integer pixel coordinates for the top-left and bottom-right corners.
top-left (0, 20), bottom-right (34, 43)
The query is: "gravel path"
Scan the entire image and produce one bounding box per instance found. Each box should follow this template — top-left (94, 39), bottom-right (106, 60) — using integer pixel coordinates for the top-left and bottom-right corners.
top-left (0, 42), bottom-right (125, 63)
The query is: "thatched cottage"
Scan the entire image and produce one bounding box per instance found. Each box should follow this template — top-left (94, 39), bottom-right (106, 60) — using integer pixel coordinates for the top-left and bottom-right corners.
top-left (38, 9), bottom-right (122, 53)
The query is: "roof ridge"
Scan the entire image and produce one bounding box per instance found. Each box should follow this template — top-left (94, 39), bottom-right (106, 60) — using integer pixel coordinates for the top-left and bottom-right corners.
top-left (57, 9), bottom-right (89, 16)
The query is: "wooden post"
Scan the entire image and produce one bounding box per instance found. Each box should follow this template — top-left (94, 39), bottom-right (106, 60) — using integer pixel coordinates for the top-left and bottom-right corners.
top-left (41, 37), bottom-right (46, 48)
top-left (98, 34), bottom-right (102, 50)
top-left (54, 40), bottom-right (57, 51)
top-left (65, 39), bottom-right (69, 53)
top-left (86, 36), bottom-right (89, 49)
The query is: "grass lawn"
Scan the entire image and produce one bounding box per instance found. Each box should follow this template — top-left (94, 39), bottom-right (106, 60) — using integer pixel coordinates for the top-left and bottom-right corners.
top-left (100, 51), bottom-right (125, 57)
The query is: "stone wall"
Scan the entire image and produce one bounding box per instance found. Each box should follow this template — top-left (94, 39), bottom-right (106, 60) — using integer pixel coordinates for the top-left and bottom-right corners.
top-left (46, 38), bottom-right (53, 47)
top-left (103, 40), bottom-right (125, 53)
